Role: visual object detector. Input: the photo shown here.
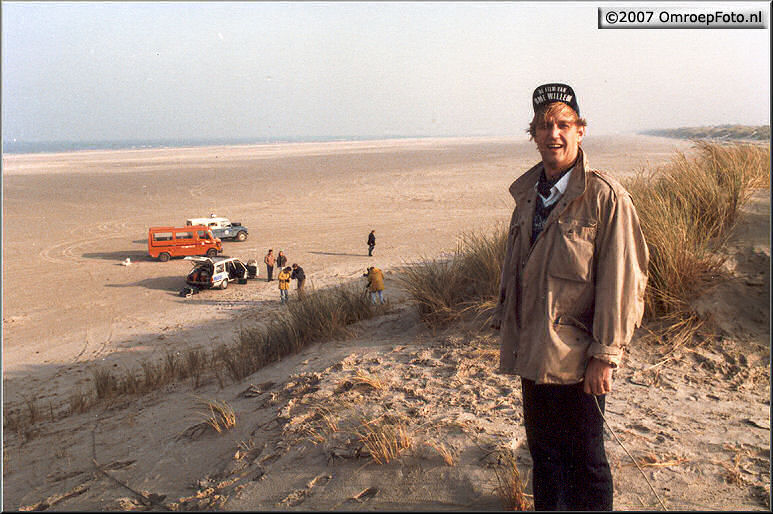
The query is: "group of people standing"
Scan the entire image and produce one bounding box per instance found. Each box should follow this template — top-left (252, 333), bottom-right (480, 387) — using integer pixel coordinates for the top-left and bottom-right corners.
top-left (259, 229), bottom-right (384, 306)
top-left (262, 249), bottom-right (305, 304)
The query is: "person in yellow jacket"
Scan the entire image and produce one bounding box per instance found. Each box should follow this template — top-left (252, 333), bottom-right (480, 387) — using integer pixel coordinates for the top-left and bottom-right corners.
top-left (277, 266), bottom-right (292, 304)
top-left (363, 266), bottom-right (385, 304)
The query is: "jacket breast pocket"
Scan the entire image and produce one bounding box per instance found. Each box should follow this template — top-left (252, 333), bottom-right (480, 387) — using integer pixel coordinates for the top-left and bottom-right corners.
top-left (548, 219), bottom-right (597, 282)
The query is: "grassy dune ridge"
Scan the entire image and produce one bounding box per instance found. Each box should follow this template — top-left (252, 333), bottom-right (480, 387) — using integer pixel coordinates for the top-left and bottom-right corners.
top-left (643, 124), bottom-right (770, 141)
top-left (5, 283), bottom-right (387, 440)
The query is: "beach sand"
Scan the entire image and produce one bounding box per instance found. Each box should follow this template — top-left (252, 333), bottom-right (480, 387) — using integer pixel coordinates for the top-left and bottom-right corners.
top-left (2, 135), bottom-right (769, 510)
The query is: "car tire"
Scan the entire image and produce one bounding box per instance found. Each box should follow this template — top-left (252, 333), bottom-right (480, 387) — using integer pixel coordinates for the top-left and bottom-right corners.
top-left (220, 279), bottom-right (228, 290)
top-left (159, 252), bottom-right (171, 262)
top-left (236, 231), bottom-right (247, 242)
top-left (206, 249), bottom-right (218, 258)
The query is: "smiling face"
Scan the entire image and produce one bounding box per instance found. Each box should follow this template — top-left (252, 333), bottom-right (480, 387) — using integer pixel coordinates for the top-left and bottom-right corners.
top-left (532, 103), bottom-right (585, 179)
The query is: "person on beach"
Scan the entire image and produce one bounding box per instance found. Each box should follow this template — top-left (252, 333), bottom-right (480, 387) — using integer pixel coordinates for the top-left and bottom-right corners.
top-left (367, 230), bottom-right (376, 256)
top-left (276, 250), bottom-right (288, 270)
top-left (491, 83), bottom-right (649, 511)
top-left (363, 266), bottom-right (386, 304)
top-left (291, 263), bottom-right (306, 296)
top-left (264, 249), bottom-right (275, 282)
top-left (278, 266), bottom-right (292, 304)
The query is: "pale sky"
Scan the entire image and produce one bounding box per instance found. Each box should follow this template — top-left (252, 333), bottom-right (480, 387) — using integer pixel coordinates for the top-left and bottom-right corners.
top-left (1, 1), bottom-right (770, 142)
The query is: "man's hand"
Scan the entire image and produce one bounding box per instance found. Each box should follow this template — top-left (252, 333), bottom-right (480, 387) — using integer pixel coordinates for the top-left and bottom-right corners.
top-left (583, 357), bottom-right (614, 395)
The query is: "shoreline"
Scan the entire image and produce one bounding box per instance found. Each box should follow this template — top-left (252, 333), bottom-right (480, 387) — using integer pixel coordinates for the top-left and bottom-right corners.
top-left (2, 135), bottom-right (517, 160)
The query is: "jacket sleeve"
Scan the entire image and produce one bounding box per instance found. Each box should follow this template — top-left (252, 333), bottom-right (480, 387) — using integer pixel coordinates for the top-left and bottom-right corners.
top-left (493, 207), bottom-right (520, 326)
top-left (589, 190), bottom-right (649, 367)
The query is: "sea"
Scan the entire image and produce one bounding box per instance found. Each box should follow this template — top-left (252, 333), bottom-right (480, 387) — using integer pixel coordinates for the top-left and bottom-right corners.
top-left (1, 135), bottom-right (454, 155)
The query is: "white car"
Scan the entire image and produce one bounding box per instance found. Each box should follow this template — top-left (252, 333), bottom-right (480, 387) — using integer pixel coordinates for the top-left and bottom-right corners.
top-left (185, 216), bottom-right (248, 242)
top-left (184, 256), bottom-right (256, 290)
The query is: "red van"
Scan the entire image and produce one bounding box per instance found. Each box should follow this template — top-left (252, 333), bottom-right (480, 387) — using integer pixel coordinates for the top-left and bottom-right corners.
top-left (147, 225), bottom-right (222, 262)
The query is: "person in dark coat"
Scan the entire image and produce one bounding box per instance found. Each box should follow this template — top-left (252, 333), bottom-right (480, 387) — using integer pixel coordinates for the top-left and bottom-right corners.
top-left (367, 230), bottom-right (376, 256)
top-left (276, 250), bottom-right (288, 270)
top-left (291, 263), bottom-right (306, 297)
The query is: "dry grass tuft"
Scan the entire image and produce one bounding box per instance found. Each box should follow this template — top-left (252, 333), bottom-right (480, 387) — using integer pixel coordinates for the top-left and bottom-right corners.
top-left (356, 417), bottom-right (413, 465)
top-left (626, 141), bottom-right (770, 319)
top-left (427, 439), bottom-right (456, 466)
top-left (493, 449), bottom-right (531, 511)
top-left (350, 369), bottom-right (386, 391)
top-left (397, 228), bottom-right (508, 328)
top-left (197, 397), bottom-right (237, 433)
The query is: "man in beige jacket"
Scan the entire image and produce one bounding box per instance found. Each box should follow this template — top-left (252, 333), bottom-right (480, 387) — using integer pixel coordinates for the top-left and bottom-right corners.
top-left (492, 83), bottom-right (648, 511)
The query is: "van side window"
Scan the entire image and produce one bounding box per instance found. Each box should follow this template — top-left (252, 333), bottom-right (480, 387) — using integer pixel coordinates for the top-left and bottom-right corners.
top-left (153, 232), bottom-right (173, 242)
top-left (197, 230), bottom-right (210, 240)
top-left (177, 232), bottom-right (194, 240)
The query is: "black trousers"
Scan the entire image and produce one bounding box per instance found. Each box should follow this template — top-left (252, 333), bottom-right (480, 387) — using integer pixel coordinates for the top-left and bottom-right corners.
top-left (521, 377), bottom-right (613, 511)
top-left (266, 265), bottom-right (274, 281)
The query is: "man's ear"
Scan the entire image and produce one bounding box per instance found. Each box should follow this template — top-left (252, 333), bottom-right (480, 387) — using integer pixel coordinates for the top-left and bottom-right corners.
top-left (577, 125), bottom-right (586, 143)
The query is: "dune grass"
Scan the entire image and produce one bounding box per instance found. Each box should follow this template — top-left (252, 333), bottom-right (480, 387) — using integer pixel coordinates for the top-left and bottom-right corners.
top-left (397, 229), bottom-right (508, 328)
top-left (196, 397), bottom-right (237, 433)
top-left (626, 141), bottom-right (770, 318)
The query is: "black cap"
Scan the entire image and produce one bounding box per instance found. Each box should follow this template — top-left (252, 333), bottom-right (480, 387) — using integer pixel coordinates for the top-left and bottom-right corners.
top-left (532, 83), bottom-right (580, 116)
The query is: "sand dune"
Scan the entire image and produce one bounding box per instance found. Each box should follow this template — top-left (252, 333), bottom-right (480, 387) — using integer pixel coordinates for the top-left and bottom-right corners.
top-left (3, 135), bottom-right (769, 510)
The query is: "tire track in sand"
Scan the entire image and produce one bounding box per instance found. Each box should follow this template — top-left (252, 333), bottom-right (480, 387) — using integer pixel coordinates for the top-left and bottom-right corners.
top-left (39, 220), bottom-right (138, 265)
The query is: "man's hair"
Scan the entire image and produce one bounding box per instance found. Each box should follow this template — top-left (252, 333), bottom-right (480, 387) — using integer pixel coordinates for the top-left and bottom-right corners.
top-left (527, 102), bottom-right (587, 140)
